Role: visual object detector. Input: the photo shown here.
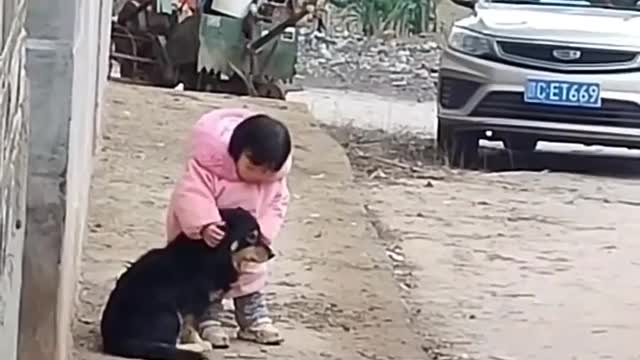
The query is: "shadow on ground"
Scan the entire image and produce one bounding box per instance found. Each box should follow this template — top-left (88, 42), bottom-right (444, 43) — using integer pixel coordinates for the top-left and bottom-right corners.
top-left (480, 145), bottom-right (640, 179)
top-left (321, 123), bottom-right (640, 180)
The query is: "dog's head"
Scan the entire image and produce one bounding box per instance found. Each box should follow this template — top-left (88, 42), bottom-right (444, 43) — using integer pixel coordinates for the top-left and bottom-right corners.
top-left (218, 208), bottom-right (275, 271)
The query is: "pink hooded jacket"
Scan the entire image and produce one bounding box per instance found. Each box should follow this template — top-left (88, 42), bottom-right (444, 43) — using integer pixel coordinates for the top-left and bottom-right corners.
top-left (166, 108), bottom-right (291, 298)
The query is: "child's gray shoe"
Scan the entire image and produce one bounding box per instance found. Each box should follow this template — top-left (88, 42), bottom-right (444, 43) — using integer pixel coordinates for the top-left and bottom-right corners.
top-left (200, 320), bottom-right (231, 348)
top-left (237, 318), bottom-right (283, 345)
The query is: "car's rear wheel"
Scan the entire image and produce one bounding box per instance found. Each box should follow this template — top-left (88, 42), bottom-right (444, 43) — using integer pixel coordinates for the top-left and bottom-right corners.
top-left (503, 135), bottom-right (538, 152)
top-left (436, 121), bottom-right (480, 169)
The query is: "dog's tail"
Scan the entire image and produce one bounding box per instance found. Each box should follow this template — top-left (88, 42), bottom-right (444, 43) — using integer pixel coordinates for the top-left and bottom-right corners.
top-left (103, 339), bottom-right (203, 360)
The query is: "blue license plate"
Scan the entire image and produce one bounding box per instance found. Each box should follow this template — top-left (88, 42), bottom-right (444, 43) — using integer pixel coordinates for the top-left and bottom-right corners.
top-left (524, 79), bottom-right (601, 108)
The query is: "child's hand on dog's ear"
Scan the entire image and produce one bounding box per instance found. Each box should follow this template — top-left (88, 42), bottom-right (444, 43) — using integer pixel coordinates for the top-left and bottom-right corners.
top-left (202, 222), bottom-right (226, 247)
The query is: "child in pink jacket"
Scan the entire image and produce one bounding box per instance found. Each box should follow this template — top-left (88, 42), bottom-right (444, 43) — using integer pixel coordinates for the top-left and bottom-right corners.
top-left (166, 108), bottom-right (291, 347)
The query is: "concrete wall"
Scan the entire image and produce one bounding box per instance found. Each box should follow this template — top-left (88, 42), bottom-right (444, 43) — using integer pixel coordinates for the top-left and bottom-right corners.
top-left (18, 0), bottom-right (111, 358)
top-left (0, 0), bottom-right (29, 358)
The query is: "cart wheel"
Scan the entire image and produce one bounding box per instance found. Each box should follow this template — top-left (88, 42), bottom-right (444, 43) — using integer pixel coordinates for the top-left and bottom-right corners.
top-left (209, 74), bottom-right (251, 96)
top-left (148, 34), bottom-right (178, 87)
top-left (255, 81), bottom-right (286, 100)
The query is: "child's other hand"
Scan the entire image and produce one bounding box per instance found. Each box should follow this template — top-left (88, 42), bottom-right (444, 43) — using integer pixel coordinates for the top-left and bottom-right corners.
top-left (202, 222), bottom-right (225, 247)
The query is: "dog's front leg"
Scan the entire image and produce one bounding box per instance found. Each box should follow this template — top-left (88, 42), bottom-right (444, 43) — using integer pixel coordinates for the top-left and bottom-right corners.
top-left (180, 314), bottom-right (213, 351)
top-left (177, 341), bottom-right (212, 353)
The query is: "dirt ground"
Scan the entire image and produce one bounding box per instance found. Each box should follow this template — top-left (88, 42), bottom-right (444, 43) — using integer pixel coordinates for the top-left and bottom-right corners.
top-left (324, 125), bottom-right (640, 360)
top-left (73, 82), bottom-right (426, 360)
top-left (73, 81), bottom-right (640, 360)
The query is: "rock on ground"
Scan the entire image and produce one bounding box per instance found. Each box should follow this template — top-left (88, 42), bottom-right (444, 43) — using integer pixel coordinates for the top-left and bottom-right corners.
top-left (73, 82), bottom-right (426, 360)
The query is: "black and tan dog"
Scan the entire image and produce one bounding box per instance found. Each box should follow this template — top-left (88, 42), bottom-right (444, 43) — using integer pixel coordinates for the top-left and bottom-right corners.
top-left (100, 208), bottom-right (274, 360)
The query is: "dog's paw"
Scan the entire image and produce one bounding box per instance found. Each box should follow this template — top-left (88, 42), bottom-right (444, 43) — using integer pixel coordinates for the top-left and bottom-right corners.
top-left (177, 342), bottom-right (208, 353)
top-left (200, 340), bottom-right (213, 351)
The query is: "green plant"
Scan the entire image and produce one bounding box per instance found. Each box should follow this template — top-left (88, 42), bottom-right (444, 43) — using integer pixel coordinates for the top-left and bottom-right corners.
top-left (329, 0), bottom-right (436, 36)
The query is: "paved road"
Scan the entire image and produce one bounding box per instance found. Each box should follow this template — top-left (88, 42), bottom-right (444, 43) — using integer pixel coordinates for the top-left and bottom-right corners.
top-left (292, 88), bottom-right (640, 360)
top-left (366, 156), bottom-right (640, 360)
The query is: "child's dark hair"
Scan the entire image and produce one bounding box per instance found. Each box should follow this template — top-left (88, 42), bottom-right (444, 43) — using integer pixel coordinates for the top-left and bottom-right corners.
top-left (228, 114), bottom-right (292, 172)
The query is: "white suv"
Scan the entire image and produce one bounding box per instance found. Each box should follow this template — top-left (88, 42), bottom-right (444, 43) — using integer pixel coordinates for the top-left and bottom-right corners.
top-left (437, 0), bottom-right (640, 167)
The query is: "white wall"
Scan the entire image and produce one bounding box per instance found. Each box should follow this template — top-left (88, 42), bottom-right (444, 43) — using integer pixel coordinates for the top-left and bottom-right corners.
top-left (0, 0), bottom-right (29, 358)
top-left (19, 0), bottom-right (112, 358)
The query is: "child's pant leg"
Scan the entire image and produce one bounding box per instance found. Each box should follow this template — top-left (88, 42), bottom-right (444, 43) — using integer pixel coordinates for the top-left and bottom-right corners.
top-left (198, 298), bottom-right (231, 348)
top-left (199, 297), bottom-right (224, 325)
top-left (233, 291), bottom-right (270, 329)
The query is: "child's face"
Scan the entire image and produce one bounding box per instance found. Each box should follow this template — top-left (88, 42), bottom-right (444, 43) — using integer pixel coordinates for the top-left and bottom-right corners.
top-left (236, 152), bottom-right (277, 183)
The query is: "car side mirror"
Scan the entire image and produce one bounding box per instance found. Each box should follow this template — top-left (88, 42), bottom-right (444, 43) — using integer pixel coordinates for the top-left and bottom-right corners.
top-left (449, 0), bottom-right (476, 9)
